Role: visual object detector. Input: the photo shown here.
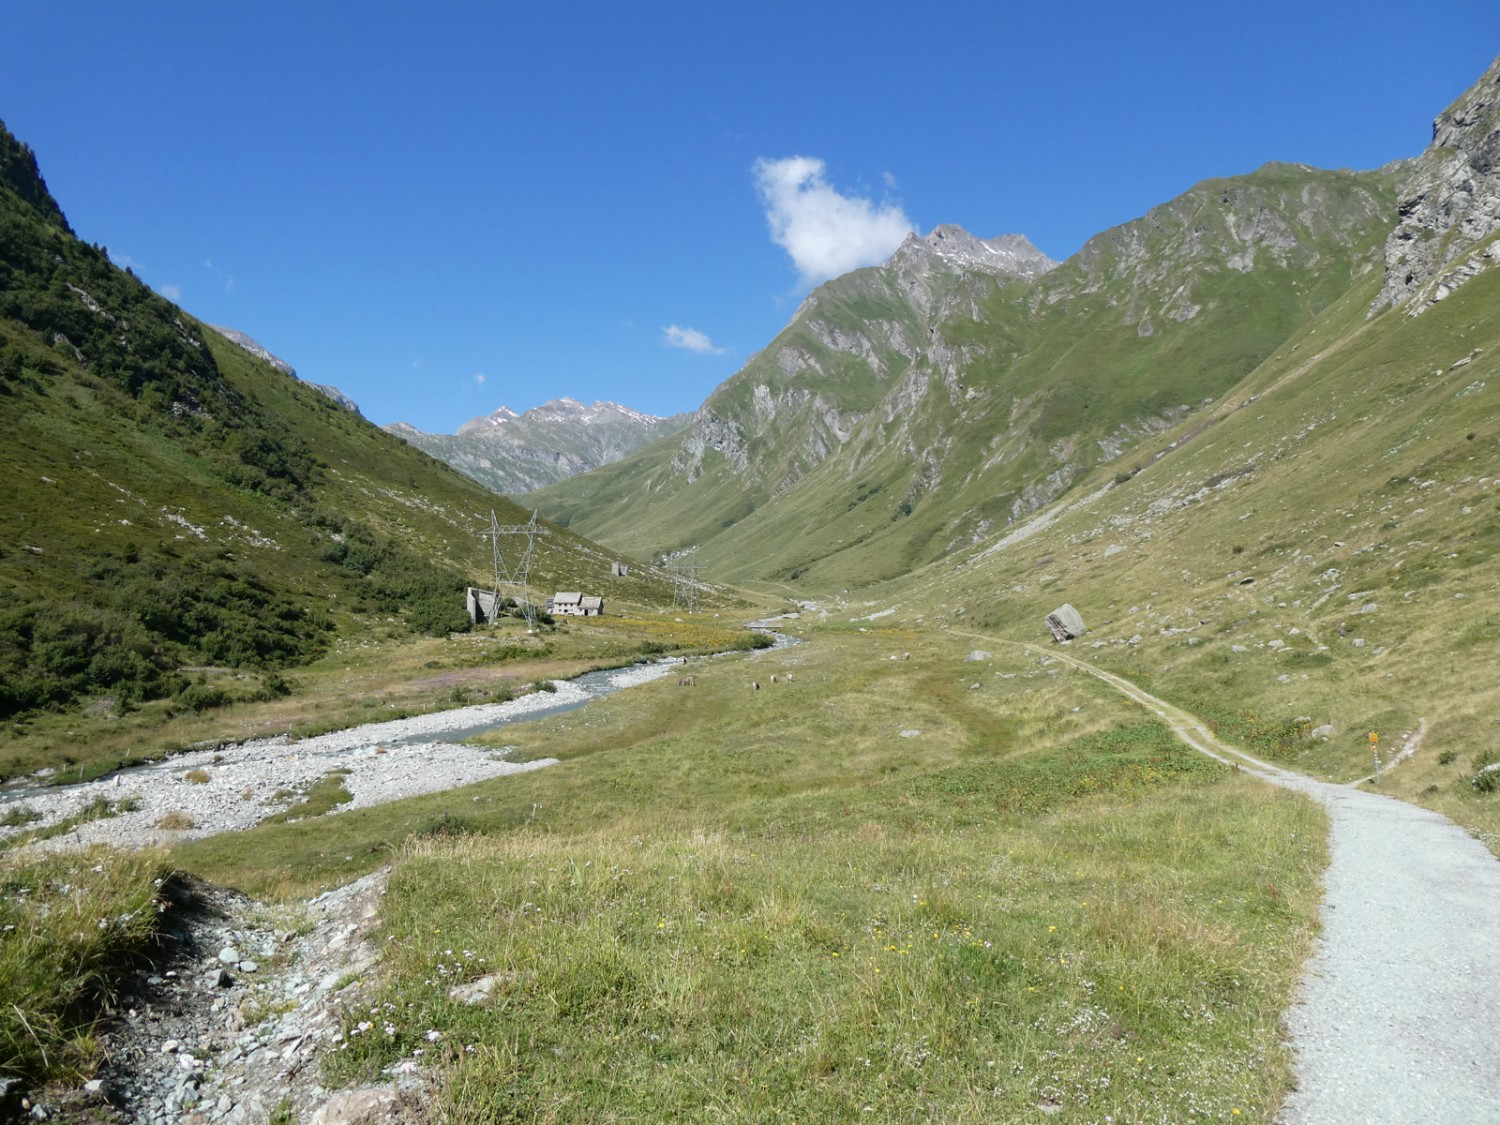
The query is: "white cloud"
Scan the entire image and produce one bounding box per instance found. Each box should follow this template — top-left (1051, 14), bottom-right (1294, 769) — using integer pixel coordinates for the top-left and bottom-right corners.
top-left (159, 283), bottom-right (182, 301)
top-left (662, 325), bottom-right (726, 355)
top-left (474, 372), bottom-right (487, 385)
top-left (203, 259), bottom-right (234, 292)
top-left (754, 156), bottom-right (913, 287)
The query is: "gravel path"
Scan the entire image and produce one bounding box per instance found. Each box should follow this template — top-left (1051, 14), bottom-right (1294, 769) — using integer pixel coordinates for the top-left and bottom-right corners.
top-left (1030, 643), bottom-right (1500, 1124)
top-left (1, 661), bottom-right (679, 853)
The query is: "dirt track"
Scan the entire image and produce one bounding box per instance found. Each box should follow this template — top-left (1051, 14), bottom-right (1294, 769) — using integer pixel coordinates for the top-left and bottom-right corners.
top-left (1028, 642), bottom-right (1500, 1123)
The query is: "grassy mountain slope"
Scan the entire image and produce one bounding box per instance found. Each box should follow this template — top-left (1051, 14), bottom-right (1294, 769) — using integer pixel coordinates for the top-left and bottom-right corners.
top-left (888, 250), bottom-right (1500, 838)
top-left (534, 164), bottom-right (1399, 587)
top-left (882, 56), bottom-right (1500, 838)
top-left (0, 121), bottom-right (675, 740)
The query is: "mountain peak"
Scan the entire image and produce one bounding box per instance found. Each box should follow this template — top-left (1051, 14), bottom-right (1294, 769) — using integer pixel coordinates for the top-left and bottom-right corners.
top-left (457, 406), bottom-right (522, 435)
top-left (890, 224), bottom-right (1057, 280)
top-left (397, 397), bottom-right (689, 494)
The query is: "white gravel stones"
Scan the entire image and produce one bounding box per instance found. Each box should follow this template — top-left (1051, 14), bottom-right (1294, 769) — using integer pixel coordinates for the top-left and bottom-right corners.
top-left (1, 660), bottom-right (694, 854)
top-left (1274, 781), bottom-right (1500, 1124)
top-left (0, 682), bottom-right (597, 851)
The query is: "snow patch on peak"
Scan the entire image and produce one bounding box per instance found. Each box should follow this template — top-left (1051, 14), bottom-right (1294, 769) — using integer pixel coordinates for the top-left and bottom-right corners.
top-left (458, 406), bottom-right (520, 435)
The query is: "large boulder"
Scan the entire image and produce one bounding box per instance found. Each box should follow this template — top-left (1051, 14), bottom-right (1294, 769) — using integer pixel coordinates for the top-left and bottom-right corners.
top-left (1045, 604), bottom-right (1087, 642)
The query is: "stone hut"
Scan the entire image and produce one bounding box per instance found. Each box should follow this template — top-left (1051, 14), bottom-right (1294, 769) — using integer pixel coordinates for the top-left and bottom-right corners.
top-left (466, 587), bottom-right (503, 624)
top-left (549, 592), bottom-right (604, 617)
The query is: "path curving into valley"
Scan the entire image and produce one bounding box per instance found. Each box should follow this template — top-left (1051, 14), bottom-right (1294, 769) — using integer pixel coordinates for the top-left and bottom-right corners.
top-left (1027, 643), bottom-right (1500, 1124)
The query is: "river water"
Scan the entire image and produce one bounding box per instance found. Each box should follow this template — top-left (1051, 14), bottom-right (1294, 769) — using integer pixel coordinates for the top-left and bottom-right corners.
top-left (1, 631), bottom-right (799, 849)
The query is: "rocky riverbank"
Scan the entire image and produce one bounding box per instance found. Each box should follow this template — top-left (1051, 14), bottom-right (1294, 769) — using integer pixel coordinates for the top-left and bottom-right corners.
top-left (2, 661), bottom-right (678, 853)
top-left (1, 660), bottom-right (686, 1122)
top-left (18, 869), bottom-right (426, 1124)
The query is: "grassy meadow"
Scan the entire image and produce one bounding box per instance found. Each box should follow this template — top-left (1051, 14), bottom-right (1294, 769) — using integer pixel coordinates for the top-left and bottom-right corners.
top-left (891, 265), bottom-right (1500, 852)
top-left (140, 626), bottom-right (1327, 1122)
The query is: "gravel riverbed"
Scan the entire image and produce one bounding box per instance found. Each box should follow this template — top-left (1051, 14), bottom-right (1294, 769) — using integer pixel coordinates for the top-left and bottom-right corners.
top-left (2, 661), bottom-right (678, 853)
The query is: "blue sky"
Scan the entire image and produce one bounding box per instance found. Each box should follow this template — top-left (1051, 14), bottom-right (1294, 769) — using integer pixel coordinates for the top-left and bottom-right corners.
top-left (4, 3), bottom-right (1495, 432)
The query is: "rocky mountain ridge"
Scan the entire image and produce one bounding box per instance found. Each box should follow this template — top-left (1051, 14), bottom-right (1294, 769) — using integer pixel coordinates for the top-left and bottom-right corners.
top-left (209, 324), bottom-right (363, 415)
top-left (388, 397), bottom-right (689, 496)
top-left (888, 225), bottom-right (1058, 281)
top-left (1373, 53), bottom-right (1500, 315)
top-left (533, 162), bottom-right (1401, 584)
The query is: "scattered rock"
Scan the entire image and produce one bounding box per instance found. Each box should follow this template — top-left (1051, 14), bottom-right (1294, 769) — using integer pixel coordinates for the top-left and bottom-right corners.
top-left (309, 1086), bottom-right (402, 1125)
top-left (11, 870), bottom-right (430, 1124)
top-left (448, 972), bottom-right (505, 1005)
top-left (965, 650), bottom-right (992, 662)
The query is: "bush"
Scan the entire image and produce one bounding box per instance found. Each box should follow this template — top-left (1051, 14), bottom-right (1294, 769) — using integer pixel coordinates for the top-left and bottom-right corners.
top-left (248, 672), bottom-right (293, 702)
top-left (1473, 764), bottom-right (1500, 794)
top-left (175, 681), bottom-right (229, 713)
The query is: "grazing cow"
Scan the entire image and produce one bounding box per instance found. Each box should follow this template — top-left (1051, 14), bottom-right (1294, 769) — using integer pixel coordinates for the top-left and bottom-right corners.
top-left (678, 676), bottom-right (695, 687)
top-left (770, 674), bottom-right (779, 684)
top-left (785, 672), bottom-right (794, 682)
top-left (751, 681), bottom-right (760, 691)
top-left (901, 652), bottom-right (910, 661)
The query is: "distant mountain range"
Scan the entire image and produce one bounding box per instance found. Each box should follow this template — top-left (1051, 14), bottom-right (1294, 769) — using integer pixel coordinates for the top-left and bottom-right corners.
top-left (387, 398), bottom-right (691, 495)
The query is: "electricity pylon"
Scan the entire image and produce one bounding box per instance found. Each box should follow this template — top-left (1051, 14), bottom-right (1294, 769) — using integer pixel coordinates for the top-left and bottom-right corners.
top-left (477, 510), bottom-right (549, 631)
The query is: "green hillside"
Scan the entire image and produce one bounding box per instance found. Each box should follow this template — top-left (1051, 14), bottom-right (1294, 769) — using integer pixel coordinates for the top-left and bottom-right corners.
top-left (897, 257), bottom-right (1500, 830)
top-left (0, 122), bottom-right (676, 742)
top-left (532, 164), bottom-right (1399, 587)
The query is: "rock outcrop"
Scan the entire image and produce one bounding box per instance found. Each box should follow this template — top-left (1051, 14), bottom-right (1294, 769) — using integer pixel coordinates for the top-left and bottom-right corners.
top-left (1374, 53), bottom-right (1500, 315)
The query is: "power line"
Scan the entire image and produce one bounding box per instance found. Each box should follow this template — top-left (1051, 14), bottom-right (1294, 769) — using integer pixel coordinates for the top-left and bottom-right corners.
top-left (476, 509), bottom-right (550, 632)
top-left (670, 549), bottom-right (701, 613)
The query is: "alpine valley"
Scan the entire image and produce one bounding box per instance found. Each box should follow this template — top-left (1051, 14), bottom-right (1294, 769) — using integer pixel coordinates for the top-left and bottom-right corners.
top-left (532, 51), bottom-right (1500, 821)
top-left (2, 48), bottom-right (1500, 1125)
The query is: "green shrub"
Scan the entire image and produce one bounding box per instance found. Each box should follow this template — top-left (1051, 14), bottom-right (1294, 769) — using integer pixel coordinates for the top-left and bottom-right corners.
top-left (175, 680), bottom-right (229, 713)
